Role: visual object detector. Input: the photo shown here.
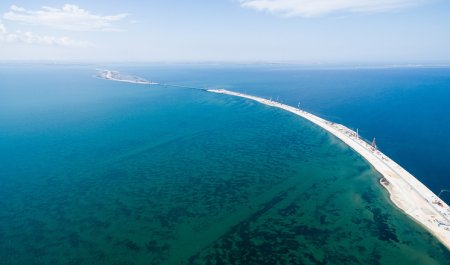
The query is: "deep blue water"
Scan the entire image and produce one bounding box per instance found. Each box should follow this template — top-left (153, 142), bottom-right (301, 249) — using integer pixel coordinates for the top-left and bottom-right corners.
top-left (1, 64), bottom-right (449, 264)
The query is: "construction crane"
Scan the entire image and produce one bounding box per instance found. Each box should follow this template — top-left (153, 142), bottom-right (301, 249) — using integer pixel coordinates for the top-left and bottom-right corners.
top-left (371, 137), bottom-right (377, 150)
top-left (438, 189), bottom-right (450, 198)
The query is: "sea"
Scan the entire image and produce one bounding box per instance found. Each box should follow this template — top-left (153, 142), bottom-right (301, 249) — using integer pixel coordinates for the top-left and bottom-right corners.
top-left (0, 63), bottom-right (449, 264)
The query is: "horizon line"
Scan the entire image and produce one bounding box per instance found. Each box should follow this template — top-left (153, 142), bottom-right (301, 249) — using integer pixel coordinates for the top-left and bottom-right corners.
top-left (2, 60), bottom-right (450, 69)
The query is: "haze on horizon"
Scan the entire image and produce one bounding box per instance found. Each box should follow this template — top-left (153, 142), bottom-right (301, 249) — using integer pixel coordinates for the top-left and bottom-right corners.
top-left (1, 0), bottom-right (449, 64)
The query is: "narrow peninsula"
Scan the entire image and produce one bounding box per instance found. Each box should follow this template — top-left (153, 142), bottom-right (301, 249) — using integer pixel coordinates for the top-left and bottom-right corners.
top-left (208, 89), bottom-right (450, 250)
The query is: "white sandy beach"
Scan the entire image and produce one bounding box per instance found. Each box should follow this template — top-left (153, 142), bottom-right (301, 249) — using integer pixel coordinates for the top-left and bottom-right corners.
top-left (208, 89), bottom-right (450, 250)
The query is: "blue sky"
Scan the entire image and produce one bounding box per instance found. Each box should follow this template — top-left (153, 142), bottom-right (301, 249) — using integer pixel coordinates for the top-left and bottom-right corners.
top-left (1, 0), bottom-right (449, 63)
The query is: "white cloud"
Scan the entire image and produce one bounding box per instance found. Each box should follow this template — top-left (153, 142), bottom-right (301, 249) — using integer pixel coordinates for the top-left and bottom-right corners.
top-left (3, 4), bottom-right (128, 31)
top-left (239, 0), bottom-right (425, 17)
top-left (0, 20), bottom-right (91, 47)
top-left (0, 21), bottom-right (6, 34)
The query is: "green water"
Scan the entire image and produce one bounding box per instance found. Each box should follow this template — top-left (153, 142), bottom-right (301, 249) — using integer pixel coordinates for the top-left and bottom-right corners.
top-left (0, 66), bottom-right (449, 264)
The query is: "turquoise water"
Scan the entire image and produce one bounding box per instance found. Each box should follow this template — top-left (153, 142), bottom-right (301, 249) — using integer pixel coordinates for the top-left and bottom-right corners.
top-left (124, 64), bottom-right (450, 203)
top-left (0, 64), bottom-right (449, 264)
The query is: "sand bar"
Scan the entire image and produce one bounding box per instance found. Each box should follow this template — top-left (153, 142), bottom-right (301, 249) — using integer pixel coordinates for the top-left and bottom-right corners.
top-left (208, 89), bottom-right (450, 250)
top-left (97, 69), bottom-right (158, 85)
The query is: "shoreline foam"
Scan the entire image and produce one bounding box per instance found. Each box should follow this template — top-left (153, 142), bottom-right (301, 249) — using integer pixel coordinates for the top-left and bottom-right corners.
top-left (208, 89), bottom-right (450, 250)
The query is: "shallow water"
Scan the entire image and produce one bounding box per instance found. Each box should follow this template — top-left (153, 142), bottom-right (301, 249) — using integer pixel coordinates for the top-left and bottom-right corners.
top-left (0, 65), bottom-right (449, 264)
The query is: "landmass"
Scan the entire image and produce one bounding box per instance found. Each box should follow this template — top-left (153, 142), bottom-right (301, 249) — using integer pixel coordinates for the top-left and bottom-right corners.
top-left (97, 69), bottom-right (158, 85)
top-left (208, 89), bottom-right (450, 250)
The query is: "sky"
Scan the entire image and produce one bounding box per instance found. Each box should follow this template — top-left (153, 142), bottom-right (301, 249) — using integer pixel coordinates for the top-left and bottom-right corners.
top-left (0, 0), bottom-right (449, 63)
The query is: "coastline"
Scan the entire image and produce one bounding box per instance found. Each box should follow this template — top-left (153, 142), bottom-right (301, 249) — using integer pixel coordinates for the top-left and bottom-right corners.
top-left (208, 88), bottom-right (450, 250)
top-left (97, 69), bottom-right (158, 85)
